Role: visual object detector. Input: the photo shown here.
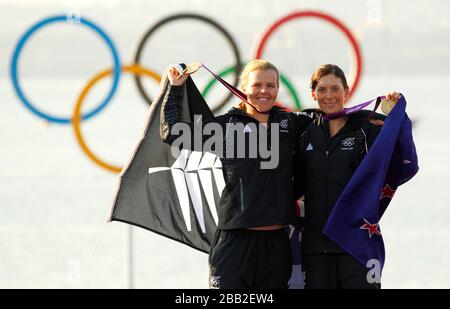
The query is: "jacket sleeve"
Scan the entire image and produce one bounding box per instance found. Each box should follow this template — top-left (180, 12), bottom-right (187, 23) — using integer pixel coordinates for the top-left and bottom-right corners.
top-left (293, 129), bottom-right (309, 201)
top-left (366, 123), bottom-right (382, 149)
top-left (289, 109), bottom-right (319, 137)
top-left (160, 83), bottom-right (218, 152)
top-left (160, 84), bottom-right (184, 145)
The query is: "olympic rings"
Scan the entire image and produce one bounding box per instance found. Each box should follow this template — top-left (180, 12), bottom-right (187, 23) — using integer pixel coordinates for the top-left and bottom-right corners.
top-left (72, 64), bottom-right (161, 173)
top-left (133, 13), bottom-right (242, 113)
top-left (10, 15), bottom-right (121, 124)
top-left (10, 12), bottom-right (366, 173)
top-left (201, 64), bottom-right (303, 111)
top-left (255, 10), bottom-right (363, 99)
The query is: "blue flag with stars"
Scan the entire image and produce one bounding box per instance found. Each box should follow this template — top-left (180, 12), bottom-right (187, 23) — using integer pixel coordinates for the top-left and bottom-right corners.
top-left (323, 95), bottom-right (418, 276)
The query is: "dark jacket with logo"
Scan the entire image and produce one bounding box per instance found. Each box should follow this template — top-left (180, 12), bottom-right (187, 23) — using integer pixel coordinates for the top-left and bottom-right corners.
top-left (295, 114), bottom-right (381, 254)
top-left (161, 84), bottom-right (316, 230)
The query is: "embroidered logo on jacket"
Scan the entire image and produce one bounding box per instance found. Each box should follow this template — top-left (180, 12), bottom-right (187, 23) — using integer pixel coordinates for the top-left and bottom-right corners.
top-left (341, 137), bottom-right (355, 150)
top-left (209, 275), bottom-right (221, 289)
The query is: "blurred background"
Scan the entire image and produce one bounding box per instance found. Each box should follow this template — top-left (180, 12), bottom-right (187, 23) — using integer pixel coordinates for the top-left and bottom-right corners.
top-left (1, 0), bottom-right (449, 288)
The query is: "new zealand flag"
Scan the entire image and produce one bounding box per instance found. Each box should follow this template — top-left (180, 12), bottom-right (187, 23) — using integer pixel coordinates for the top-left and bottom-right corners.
top-left (323, 95), bottom-right (419, 275)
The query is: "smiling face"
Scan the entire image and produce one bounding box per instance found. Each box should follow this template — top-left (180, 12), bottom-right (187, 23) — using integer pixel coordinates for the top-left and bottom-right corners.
top-left (243, 69), bottom-right (279, 113)
top-left (312, 74), bottom-right (349, 115)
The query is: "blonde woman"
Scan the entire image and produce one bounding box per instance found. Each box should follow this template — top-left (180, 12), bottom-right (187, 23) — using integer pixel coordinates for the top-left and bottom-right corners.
top-left (161, 60), bottom-right (316, 288)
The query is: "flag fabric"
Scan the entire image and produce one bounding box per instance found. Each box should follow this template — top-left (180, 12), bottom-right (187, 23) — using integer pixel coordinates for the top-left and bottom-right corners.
top-left (108, 71), bottom-right (220, 253)
top-left (323, 95), bottom-right (419, 274)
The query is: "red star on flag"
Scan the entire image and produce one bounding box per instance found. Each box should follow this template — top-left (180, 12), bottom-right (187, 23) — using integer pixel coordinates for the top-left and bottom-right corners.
top-left (380, 184), bottom-right (396, 200)
top-left (360, 219), bottom-right (381, 238)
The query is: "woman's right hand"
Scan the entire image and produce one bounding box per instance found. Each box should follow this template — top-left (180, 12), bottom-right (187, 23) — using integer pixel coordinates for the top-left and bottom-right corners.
top-left (167, 65), bottom-right (189, 86)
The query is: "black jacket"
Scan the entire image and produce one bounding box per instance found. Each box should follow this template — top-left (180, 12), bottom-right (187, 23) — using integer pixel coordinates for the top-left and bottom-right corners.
top-left (161, 84), bottom-right (316, 230)
top-left (295, 113), bottom-right (381, 254)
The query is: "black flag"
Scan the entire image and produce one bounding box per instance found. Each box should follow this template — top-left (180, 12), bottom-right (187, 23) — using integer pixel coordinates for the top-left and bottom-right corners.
top-left (108, 71), bottom-right (220, 253)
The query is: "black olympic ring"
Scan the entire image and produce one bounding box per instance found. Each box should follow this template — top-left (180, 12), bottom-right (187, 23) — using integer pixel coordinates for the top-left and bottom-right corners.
top-left (133, 13), bottom-right (242, 113)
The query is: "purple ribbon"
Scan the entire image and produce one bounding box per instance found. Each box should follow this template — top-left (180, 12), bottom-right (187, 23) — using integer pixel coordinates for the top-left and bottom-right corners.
top-left (201, 64), bottom-right (247, 103)
top-left (322, 96), bottom-right (386, 120)
top-left (200, 63), bottom-right (385, 118)
top-left (201, 64), bottom-right (273, 115)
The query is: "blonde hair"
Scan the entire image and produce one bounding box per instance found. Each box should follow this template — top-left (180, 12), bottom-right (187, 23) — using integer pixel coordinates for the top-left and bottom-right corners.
top-left (240, 59), bottom-right (279, 91)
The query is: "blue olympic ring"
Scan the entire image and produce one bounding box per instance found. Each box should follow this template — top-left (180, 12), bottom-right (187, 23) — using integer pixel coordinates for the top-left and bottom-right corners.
top-left (10, 15), bottom-right (121, 124)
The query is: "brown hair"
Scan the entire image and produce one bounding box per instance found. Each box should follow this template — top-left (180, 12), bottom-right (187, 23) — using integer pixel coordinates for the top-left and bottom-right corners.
top-left (310, 64), bottom-right (349, 91)
top-left (240, 59), bottom-right (279, 90)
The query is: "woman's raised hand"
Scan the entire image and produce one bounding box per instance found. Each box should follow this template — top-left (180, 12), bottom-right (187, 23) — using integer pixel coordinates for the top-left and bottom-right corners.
top-left (167, 65), bottom-right (189, 86)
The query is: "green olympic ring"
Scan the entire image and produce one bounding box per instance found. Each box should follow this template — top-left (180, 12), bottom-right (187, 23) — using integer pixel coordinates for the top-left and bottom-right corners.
top-left (201, 64), bottom-right (303, 111)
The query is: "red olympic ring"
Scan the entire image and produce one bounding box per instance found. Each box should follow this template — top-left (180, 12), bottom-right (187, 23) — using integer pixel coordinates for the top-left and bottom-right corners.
top-left (254, 10), bottom-right (363, 99)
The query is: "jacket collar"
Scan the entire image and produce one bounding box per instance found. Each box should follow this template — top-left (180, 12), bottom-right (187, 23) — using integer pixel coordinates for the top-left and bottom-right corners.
top-left (227, 105), bottom-right (285, 118)
top-left (319, 113), bottom-right (362, 139)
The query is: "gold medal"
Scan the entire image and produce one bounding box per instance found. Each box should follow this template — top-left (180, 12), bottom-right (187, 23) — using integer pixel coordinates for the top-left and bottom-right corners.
top-left (381, 98), bottom-right (395, 115)
top-left (172, 62), bottom-right (202, 79)
top-left (183, 62), bottom-right (202, 75)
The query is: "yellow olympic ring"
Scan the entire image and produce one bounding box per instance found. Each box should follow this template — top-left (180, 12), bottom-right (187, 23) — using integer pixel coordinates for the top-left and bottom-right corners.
top-left (72, 64), bottom-right (161, 173)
